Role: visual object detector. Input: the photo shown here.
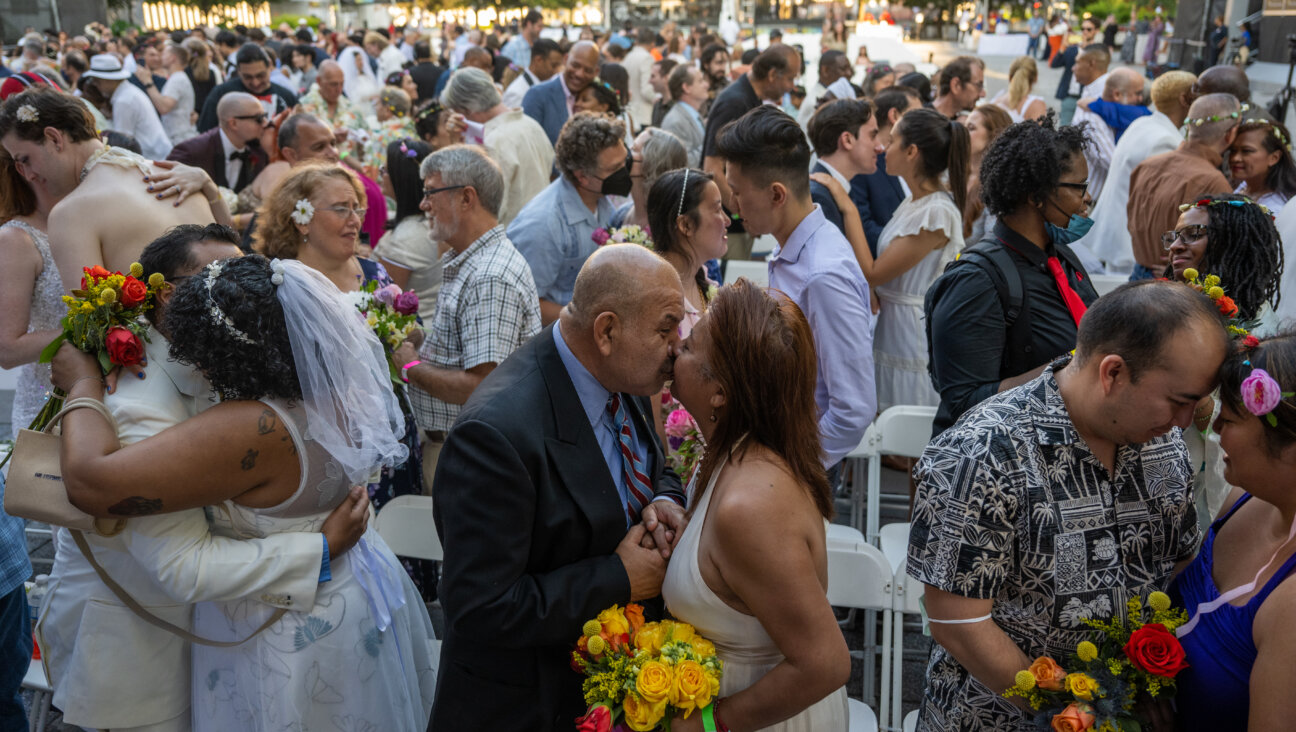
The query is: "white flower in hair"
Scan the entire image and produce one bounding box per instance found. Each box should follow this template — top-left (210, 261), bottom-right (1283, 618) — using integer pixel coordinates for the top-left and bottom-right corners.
top-left (291, 199), bottom-right (315, 226)
top-left (16, 105), bottom-right (38, 123)
top-left (269, 258), bottom-right (286, 286)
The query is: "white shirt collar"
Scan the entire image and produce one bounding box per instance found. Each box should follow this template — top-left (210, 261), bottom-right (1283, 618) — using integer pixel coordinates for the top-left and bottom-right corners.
top-left (218, 128), bottom-right (244, 156)
top-left (817, 159), bottom-right (852, 191)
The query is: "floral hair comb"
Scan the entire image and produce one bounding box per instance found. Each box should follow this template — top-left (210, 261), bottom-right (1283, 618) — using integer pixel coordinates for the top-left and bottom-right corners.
top-left (1240, 357), bottom-right (1294, 427)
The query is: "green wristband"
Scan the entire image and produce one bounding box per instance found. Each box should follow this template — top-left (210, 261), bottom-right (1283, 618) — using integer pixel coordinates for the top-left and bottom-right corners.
top-left (702, 703), bottom-right (717, 732)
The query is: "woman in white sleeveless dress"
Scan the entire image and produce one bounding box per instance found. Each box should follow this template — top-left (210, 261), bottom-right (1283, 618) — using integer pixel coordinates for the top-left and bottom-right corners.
top-left (663, 280), bottom-right (849, 732)
top-left (814, 108), bottom-right (969, 412)
top-left (989, 56), bottom-right (1047, 123)
top-left (50, 256), bottom-right (436, 731)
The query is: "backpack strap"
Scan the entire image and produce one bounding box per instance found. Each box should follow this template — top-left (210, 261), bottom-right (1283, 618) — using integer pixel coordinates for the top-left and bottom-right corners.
top-left (955, 239), bottom-right (1024, 326)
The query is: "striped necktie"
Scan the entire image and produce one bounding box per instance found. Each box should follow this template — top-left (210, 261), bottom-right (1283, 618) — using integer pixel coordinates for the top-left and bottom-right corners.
top-left (607, 394), bottom-right (652, 523)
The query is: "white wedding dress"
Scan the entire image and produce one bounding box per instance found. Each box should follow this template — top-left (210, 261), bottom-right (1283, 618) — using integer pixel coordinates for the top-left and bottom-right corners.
top-left (662, 454), bottom-right (849, 731)
top-left (190, 398), bottom-right (437, 731)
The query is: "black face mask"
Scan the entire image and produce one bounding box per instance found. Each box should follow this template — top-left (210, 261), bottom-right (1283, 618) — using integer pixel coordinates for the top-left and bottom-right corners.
top-left (599, 163), bottom-right (633, 197)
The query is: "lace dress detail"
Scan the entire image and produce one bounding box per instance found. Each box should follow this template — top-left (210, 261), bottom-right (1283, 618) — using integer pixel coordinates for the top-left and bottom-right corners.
top-left (5, 220), bottom-right (63, 433)
top-left (79, 144), bottom-right (154, 181)
top-left (662, 453), bottom-right (849, 731)
top-left (191, 398), bottom-right (437, 731)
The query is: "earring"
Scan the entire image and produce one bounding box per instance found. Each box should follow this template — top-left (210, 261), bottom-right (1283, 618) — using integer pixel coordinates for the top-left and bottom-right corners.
top-left (709, 412), bottom-right (717, 423)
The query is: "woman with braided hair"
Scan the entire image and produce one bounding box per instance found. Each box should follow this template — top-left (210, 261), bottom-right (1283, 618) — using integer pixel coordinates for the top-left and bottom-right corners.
top-left (1229, 117), bottom-right (1296, 210)
top-left (1163, 194), bottom-right (1283, 325)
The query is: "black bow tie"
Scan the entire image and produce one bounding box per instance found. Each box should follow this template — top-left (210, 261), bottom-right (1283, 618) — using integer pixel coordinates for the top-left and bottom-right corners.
top-left (229, 149), bottom-right (251, 162)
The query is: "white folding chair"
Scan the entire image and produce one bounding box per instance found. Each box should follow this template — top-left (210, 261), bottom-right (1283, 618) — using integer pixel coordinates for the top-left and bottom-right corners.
top-left (23, 657), bottom-right (52, 732)
top-left (723, 259), bottom-right (769, 287)
top-left (903, 709), bottom-right (918, 732)
top-left (880, 523), bottom-right (923, 729)
top-left (848, 696), bottom-right (879, 732)
top-left (1089, 274), bottom-right (1127, 297)
top-left (846, 406), bottom-right (936, 543)
top-left (827, 536), bottom-right (893, 732)
top-left (373, 495), bottom-right (442, 562)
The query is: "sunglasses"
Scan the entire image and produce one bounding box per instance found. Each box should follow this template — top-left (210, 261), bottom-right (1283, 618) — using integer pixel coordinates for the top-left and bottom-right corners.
top-left (233, 113), bottom-right (268, 124)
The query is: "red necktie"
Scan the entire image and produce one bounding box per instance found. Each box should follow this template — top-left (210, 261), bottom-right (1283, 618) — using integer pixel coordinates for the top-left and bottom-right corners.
top-left (1046, 256), bottom-right (1088, 326)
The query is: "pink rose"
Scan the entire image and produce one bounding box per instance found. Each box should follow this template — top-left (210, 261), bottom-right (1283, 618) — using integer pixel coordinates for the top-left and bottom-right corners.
top-left (393, 290), bottom-right (419, 316)
top-left (374, 283), bottom-right (402, 306)
top-left (591, 228), bottom-right (611, 246)
top-left (1241, 368), bottom-right (1283, 417)
top-left (665, 408), bottom-right (696, 439)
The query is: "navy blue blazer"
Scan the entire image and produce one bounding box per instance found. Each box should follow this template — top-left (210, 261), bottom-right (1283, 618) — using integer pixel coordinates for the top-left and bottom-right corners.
top-left (522, 75), bottom-right (570, 147)
top-left (850, 152), bottom-right (905, 256)
top-left (809, 161), bottom-right (845, 234)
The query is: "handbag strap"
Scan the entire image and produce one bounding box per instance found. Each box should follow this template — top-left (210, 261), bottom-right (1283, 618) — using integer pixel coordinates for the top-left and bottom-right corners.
top-left (44, 397), bottom-right (119, 435)
top-left (70, 529), bottom-right (287, 647)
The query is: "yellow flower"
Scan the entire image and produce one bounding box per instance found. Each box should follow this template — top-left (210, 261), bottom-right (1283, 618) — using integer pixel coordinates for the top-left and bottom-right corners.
top-left (598, 606), bottom-right (630, 637)
top-left (622, 693), bottom-right (667, 732)
top-left (668, 660), bottom-right (713, 716)
top-left (129, 262), bottom-right (144, 278)
top-left (1207, 286), bottom-right (1225, 300)
top-left (582, 619), bottom-right (602, 637)
top-left (1183, 267), bottom-right (1199, 282)
top-left (706, 670), bottom-right (720, 697)
top-left (1147, 591), bottom-right (1171, 613)
top-left (99, 288), bottom-right (117, 304)
top-left (1014, 670), bottom-right (1037, 691)
top-left (1064, 672), bottom-right (1100, 701)
top-left (80, 302), bottom-right (94, 313)
top-left (1204, 274), bottom-right (1220, 288)
top-left (667, 621), bottom-right (696, 645)
top-left (586, 635), bottom-right (606, 656)
top-left (108, 274), bottom-right (125, 286)
top-left (366, 313), bottom-right (378, 327)
top-left (1076, 641), bottom-right (1098, 662)
top-left (690, 636), bottom-right (717, 659)
top-left (634, 623), bottom-right (666, 654)
top-left (148, 272), bottom-right (165, 288)
top-left (636, 660), bottom-right (672, 704)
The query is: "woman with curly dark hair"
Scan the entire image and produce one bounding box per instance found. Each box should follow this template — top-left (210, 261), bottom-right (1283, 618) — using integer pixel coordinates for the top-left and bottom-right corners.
top-left (49, 254), bottom-right (437, 731)
top-left (925, 113), bottom-right (1100, 434)
top-left (1163, 194), bottom-right (1283, 324)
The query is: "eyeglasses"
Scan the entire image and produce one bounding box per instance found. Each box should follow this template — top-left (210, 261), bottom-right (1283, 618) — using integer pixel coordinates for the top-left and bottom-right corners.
top-left (1161, 225), bottom-right (1209, 249)
top-left (233, 112), bottom-right (267, 124)
top-left (421, 184), bottom-right (466, 198)
top-left (322, 204), bottom-right (367, 219)
top-left (1057, 181), bottom-right (1089, 196)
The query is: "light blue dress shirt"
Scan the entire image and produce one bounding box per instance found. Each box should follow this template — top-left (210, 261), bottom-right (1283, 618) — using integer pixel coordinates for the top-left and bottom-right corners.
top-left (553, 323), bottom-right (650, 526)
top-left (768, 205), bottom-right (878, 466)
top-left (508, 176), bottom-right (615, 306)
top-left (500, 36), bottom-right (531, 68)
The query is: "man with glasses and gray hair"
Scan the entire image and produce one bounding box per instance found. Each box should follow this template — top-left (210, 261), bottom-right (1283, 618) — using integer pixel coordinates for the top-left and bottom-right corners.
top-left (393, 144), bottom-right (541, 483)
top-left (167, 91), bottom-right (269, 193)
top-left (441, 67), bottom-right (554, 226)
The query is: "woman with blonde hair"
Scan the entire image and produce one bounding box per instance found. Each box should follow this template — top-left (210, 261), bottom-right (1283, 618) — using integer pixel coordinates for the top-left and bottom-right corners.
top-left (990, 56), bottom-right (1047, 122)
top-left (181, 37), bottom-right (217, 115)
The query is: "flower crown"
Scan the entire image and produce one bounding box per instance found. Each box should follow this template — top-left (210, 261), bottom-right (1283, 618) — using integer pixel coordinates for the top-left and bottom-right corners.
top-left (1181, 102), bottom-right (1250, 135)
top-left (1240, 117), bottom-right (1293, 152)
top-left (591, 78), bottom-right (621, 103)
top-left (1180, 267), bottom-right (1254, 337)
top-left (1178, 196), bottom-right (1273, 219)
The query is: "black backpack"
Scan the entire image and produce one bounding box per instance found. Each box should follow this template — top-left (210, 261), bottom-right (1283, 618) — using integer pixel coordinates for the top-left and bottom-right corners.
top-left (923, 237), bottom-right (1088, 391)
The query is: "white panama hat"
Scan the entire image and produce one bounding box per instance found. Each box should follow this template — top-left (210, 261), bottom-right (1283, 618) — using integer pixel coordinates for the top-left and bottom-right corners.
top-left (83, 53), bottom-right (132, 81)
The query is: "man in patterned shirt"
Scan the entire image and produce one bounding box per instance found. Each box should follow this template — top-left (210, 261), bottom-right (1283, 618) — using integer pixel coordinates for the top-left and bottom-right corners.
top-left (907, 280), bottom-right (1229, 730)
top-left (394, 144), bottom-right (541, 487)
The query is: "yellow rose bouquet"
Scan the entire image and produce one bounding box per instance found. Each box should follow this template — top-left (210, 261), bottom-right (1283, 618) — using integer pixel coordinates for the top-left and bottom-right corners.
top-left (572, 605), bottom-right (724, 732)
top-left (1002, 592), bottom-right (1190, 731)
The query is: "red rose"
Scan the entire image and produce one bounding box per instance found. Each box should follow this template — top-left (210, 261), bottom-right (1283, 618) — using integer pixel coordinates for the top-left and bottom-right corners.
top-left (104, 327), bottom-right (144, 367)
top-left (576, 704), bottom-right (612, 732)
top-left (1216, 295), bottom-right (1239, 318)
top-left (1124, 623), bottom-right (1189, 678)
top-left (119, 276), bottom-right (148, 308)
top-left (1243, 335), bottom-right (1261, 349)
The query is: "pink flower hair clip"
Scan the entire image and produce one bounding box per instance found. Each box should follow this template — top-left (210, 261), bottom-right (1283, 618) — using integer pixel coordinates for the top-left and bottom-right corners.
top-left (1240, 360), bottom-right (1295, 427)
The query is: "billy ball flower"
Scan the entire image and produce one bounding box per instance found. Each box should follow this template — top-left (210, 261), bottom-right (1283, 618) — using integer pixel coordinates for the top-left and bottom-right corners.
top-left (582, 620), bottom-right (603, 637)
top-left (129, 262), bottom-right (144, 278)
top-left (586, 635), bottom-right (607, 656)
top-left (1076, 641), bottom-right (1099, 662)
top-left (1013, 669), bottom-right (1036, 691)
top-left (147, 272), bottom-right (165, 288)
top-left (1148, 591), bottom-right (1172, 613)
top-left (1183, 267), bottom-right (1199, 282)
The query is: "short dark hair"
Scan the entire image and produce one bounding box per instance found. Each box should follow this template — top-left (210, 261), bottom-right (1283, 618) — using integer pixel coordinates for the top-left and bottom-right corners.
top-left (247, 27), bottom-right (267, 43)
top-left (818, 49), bottom-right (846, 71)
top-left (700, 43), bottom-right (728, 71)
top-left (751, 44), bottom-right (798, 82)
top-left (414, 40), bottom-right (432, 60)
top-left (1073, 279), bottom-right (1227, 382)
top-left (531, 38), bottom-right (561, 61)
top-left (100, 130), bottom-right (142, 154)
top-left (980, 111), bottom-right (1090, 217)
top-left (667, 64), bottom-right (696, 101)
top-left (215, 29), bottom-right (238, 48)
top-left (656, 58), bottom-right (678, 77)
top-left (937, 56), bottom-right (982, 96)
top-left (277, 112), bottom-right (324, 150)
top-left (523, 9), bottom-right (543, 26)
top-left (295, 28), bottom-right (313, 43)
top-left (740, 48), bottom-right (759, 65)
top-left (874, 86), bottom-right (920, 124)
top-left (140, 224), bottom-right (241, 323)
top-left (714, 105), bottom-right (811, 200)
top-left (234, 42), bottom-right (270, 67)
top-left (636, 27), bottom-right (656, 45)
top-left (807, 98), bottom-right (874, 157)
top-left (896, 71), bottom-right (931, 102)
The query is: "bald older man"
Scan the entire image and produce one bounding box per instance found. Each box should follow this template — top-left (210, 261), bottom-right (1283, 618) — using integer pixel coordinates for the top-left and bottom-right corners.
top-left (429, 243), bottom-right (688, 731)
top-left (522, 39), bottom-right (601, 145)
top-left (166, 90), bottom-right (268, 192)
top-left (297, 59), bottom-right (371, 133)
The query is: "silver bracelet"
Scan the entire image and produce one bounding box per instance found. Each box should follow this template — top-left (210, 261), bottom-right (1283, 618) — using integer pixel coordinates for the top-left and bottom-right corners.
top-left (66, 375), bottom-right (104, 393)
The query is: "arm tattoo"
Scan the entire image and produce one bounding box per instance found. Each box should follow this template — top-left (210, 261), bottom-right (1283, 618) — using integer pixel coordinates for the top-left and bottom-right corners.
top-left (241, 448), bottom-right (259, 471)
top-left (108, 496), bottom-right (163, 516)
top-left (257, 409), bottom-right (277, 435)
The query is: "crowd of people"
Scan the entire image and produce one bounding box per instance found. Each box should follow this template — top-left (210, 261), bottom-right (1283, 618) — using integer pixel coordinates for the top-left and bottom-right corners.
top-left (0, 12), bottom-right (1294, 732)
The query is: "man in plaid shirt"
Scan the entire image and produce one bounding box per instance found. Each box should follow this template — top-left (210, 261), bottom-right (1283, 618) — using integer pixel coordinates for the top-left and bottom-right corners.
top-left (395, 145), bottom-right (541, 487)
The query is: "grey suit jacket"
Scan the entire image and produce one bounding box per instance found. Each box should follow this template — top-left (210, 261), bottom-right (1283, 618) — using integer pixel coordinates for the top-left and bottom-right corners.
top-left (660, 102), bottom-right (705, 168)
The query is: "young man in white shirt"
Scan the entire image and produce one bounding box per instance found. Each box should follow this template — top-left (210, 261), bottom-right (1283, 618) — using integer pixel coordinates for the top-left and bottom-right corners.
top-left (501, 38), bottom-right (562, 109)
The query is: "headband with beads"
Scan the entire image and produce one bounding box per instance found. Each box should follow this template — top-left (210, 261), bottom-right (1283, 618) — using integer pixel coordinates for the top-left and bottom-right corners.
top-left (1181, 102), bottom-right (1250, 134)
top-left (1178, 196), bottom-right (1273, 218)
top-left (591, 77), bottom-right (621, 103)
top-left (203, 261), bottom-right (258, 346)
top-left (1239, 117), bottom-right (1294, 152)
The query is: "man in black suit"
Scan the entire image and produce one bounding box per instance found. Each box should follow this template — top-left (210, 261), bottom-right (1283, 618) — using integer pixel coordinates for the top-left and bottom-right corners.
top-left (806, 97), bottom-right (884, 236)
top-left (197, 43), bottom-right (297, 133)
top-left (407, 40), bottom-right (444, 102)
top-left (167, 91), bottom-right (268, 192)
top-left (429, 245), bottom-right (689, 731)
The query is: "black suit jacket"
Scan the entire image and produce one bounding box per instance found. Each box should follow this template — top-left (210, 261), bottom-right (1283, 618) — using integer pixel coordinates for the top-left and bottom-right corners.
top-left (850, 154), bottom-right (906, 257)
top-left (429, 327), bottom-right (684, 732)
top-left (166, 128), bottom-right (267, 192)
top-left (409, 61), bottom-right (445, 103)
top-left (809, 161), bottom-right (845, 234)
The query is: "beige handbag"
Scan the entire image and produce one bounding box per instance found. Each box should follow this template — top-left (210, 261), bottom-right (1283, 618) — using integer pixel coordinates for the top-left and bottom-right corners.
top-left (4, 398), bottom-right (126, 536)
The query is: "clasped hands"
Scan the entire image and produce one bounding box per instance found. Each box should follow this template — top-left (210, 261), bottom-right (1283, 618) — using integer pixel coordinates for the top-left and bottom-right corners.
top-left (615, 500), bottom-right (688, 602)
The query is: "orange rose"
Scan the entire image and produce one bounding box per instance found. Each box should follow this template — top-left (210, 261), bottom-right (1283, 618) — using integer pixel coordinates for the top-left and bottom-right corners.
top-left (1050, 703), bottom-right (1095, 732)
top-left (625, 603), bottom-right (645, 636)
top-left (1216, 295), bottom-right (1238, 317)
top-left (1029, 656), bottom-right (1067, 691)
